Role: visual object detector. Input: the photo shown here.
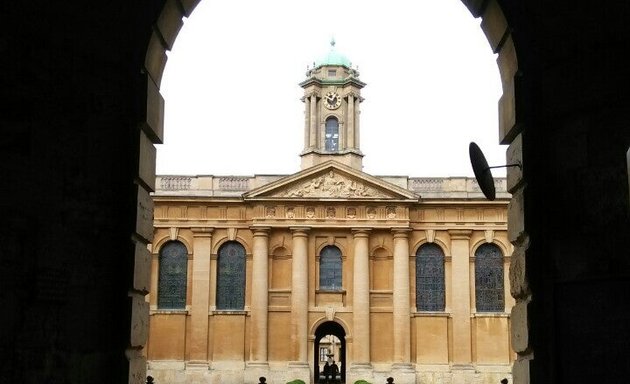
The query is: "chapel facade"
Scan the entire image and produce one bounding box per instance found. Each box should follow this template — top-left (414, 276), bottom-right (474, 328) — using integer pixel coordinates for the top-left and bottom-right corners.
top-left (146, 42), bottom-right (514, 384)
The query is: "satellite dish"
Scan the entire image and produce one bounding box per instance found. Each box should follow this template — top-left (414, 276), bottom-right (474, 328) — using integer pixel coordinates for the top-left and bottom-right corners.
top-left (469, 142), bottom-right (522, 201)
top-left (469, 142), bottom-right (496, 201)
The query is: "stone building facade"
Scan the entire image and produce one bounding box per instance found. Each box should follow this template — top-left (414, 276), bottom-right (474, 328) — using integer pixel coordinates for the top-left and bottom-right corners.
top-left (146, 43), bottom-right (513, 384)
top-left (5, 3), bottom-right (629, 384)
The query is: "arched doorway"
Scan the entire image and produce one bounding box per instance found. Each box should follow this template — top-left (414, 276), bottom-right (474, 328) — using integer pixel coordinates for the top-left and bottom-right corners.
top-left (314, 321), bottom-right (346, 383)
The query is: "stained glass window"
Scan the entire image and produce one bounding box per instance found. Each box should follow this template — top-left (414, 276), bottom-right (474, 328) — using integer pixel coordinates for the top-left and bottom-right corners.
top-left (416, 243), bottom-right (445, 311)
top-left (475, 243), bottom-right (504, 312)
top-left (216, 241), bottom-right (246, 310)
top-left (319, 246), bottom-right (342, 291)
top-left (157, 241), bottom-right (188, 309)
top-left (325, 117), bottom-right (339, 152)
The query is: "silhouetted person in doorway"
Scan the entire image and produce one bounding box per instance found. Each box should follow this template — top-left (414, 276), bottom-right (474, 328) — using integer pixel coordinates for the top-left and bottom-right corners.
top-left (322, 361), bottom-right (331, 383)
top-left (330, 360), bottom-right (339, 383)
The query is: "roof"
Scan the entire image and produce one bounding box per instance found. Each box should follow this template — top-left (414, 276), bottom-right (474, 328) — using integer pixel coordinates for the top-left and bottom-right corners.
top-left (314, 39), bottom-right (352, 69)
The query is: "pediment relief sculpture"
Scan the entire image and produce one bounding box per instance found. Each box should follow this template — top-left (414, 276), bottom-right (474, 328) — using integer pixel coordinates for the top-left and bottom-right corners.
top-left (272, 170), bottom-right (393, 198)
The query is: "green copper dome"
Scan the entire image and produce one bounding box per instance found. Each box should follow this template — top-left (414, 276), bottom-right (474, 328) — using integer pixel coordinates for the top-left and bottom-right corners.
top-left (314, 39), bottom-right (351, 68)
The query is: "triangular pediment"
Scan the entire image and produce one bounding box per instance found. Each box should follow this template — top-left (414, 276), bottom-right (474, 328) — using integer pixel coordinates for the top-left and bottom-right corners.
top-left (243, 161), bottom-right (418, 201)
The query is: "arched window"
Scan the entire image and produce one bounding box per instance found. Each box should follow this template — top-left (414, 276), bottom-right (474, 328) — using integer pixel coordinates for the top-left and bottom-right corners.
top-left (325, 117), bottom-right (339, 152)
top-left (475, 243), bottom-right (504, 312)
top-left (216, 241), bottom-right (246, 310)
top-left (157, 241), bottom-right (188, 309)
top-left (416, 243), bottom-right (445, 311)
top-left (319, 245), bottom-right (342, 291)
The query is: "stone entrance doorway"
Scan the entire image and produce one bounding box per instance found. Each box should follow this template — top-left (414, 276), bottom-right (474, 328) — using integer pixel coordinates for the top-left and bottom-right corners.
top-left (314, 321), bottom-right (346, 383)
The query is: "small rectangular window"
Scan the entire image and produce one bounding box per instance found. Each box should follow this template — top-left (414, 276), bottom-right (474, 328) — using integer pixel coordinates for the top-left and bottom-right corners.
top-left (320, 347), bottom-right (330, 362)
top-left (328, 69), bottom-right (336, 77)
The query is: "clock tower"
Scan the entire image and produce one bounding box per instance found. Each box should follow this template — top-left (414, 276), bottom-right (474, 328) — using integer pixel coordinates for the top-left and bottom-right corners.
top-left (299, 40), bottom-right (366, 170)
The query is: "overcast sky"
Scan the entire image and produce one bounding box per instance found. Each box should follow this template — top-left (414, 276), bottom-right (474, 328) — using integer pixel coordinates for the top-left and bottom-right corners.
top-left (156, 0), bottom-right (506, 178)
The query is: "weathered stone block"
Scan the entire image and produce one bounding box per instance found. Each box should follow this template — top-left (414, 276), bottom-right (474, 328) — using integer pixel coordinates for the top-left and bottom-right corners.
top-left (130, 294), bottom-right (150, 347)
top-left (498, 83), bottom-right (517, 145)
top-left (496, 35), bottom-right (517, 87)
top-left (133, 240), bottom-right (152, 294)
top-left (127, 348), bottom-right (147, 384)
top-left (156, 0), bottom-right (184, 50)
top-left (136, 186), bottom-right (154, 242)
top-left (507, 187), bottom-right (525, 243)
top-left (142, 75), bottom-right (164, 144)
top-left (460, 0), bottom-right (486, 17)
top-left (144, 31), bottom-right (168, 86)
top-left (509, 240), bottom-right (529, 299)
top-left (179, 0), bottom-right (202, 17)
top-left (138, 130), bottom-right (156, 191)
top-left (480, 0), bottom-right (509, 53)
top-left (511, 300), bottom-right (530, 353)
top-left (506, 132), bottom-right (523, 193)
top-left (512, 355), bottom-right (531, 384)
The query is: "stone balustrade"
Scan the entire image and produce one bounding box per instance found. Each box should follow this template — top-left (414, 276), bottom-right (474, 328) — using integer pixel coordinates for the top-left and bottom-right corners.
top-left (154, 174), bottom-right (508, 199)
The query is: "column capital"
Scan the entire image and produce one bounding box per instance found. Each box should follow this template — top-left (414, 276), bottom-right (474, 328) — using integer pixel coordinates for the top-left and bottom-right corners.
top-left (351, 228), bottom-right (372, 237)
top-left (191, 227), bottom-right (214, 237)
top-left (448, 229), bottom-right (473, 240)
top-left (391, 228), bottom-right (412, 238)
top-left (250, 226), bottom-right (271, 236)
top-left (290, 226), bottom-right (311, 236)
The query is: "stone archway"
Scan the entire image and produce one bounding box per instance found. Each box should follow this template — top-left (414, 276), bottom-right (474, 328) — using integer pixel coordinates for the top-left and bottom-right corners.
top-left (314, 321), bottom-right (347, 384)
top-left (138, 0), bottom-right (524, 382)
top-left (4, 1), bottom-right (629, 384)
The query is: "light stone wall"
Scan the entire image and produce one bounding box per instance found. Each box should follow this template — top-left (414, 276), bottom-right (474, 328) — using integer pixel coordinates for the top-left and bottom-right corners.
top-left (148, 176), bottom-right (513, 383)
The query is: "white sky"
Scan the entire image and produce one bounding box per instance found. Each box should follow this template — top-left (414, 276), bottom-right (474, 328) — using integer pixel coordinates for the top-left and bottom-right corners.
top-left (156, 0), bottom-right (506, 178)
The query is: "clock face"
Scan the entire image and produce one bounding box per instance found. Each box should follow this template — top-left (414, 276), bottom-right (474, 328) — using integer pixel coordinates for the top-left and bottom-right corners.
top-left (324, 91), bottom-right (341, 109)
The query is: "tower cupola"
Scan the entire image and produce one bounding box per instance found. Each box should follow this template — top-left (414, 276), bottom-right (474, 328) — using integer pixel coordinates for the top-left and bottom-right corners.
top-left (299, 40), bottom-right (366, 170)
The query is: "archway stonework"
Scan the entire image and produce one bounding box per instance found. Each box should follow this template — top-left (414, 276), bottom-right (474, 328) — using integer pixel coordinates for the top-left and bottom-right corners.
top-left (138, 0), bottom-right (525, 383)
top-left (136, 1), bottom-right (630, 384)
top-left (314, 321), bottom-right (347, 384)
top-left (4, 1), bottom-right (629, 384)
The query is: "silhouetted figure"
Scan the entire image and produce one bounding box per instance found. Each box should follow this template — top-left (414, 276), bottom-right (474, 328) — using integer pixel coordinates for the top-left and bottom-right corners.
top-left (146, 376), bottom-right (154, 384)
top-left (330, 360), bottom-right (339, 383)
top-left (322, 361), bottom-right (331, 383)
top-left (500, 379), bottom-right (508, 384)
top-left (258, 377), bottom-right (267, 384)
top-left (386, 378), bottom-right (394, 384)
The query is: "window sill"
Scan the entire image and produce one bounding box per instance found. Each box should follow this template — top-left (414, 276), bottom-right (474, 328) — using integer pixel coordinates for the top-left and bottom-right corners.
top-left (472, 312), bottom-right (509, 318)
top-left (412, 311), bottom-right (451, 317)
top-left (151, 309), bottom-right (189, 315)
top-left (213, 310), bottom-right (248, 315)
top-left (316, 289), bottom-right (346, 294)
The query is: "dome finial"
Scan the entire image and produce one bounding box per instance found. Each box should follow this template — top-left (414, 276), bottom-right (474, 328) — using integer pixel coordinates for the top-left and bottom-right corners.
top-left (330, 37), bottom-right (336, 48)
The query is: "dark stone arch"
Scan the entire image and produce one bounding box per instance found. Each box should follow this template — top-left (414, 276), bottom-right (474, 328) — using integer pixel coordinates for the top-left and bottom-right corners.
top-left (2, 1), bottom-right (629, 383)
top-left (314, 321), bottom-right (347, 384)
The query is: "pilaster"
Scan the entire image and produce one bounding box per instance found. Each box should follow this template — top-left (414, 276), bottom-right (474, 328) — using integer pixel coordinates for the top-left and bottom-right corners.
top-left (309, 95), bottom-right (318, 148)
top-left (250, 227), bottom-right (270, 366)
top-left (392, 229), bottom-right (412, 365)
top-left (448, 229), bottom-right (473, 366)
top-left (351, 229), bottom-right (371, 368)
top-left (189, 227), bottom-right (214, 364)
top-left (290, 227), bottom-right (310, 364)
top-left (347, 94), bottom-right (355, 149)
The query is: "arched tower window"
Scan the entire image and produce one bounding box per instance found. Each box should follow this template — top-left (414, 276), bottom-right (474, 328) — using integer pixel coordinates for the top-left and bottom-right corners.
top-left (416, 243), bottom-right (445, 311)
top-left (216, 241), bottom-right (246, 310)
top-left (325, 117), bottom-right (339, 152)
top-left (319, 245), bottom-right (342, 291)
top-left (475, 243), bottom-right (504, 312)
top-left (157, 241), bottom-right (188, 309)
